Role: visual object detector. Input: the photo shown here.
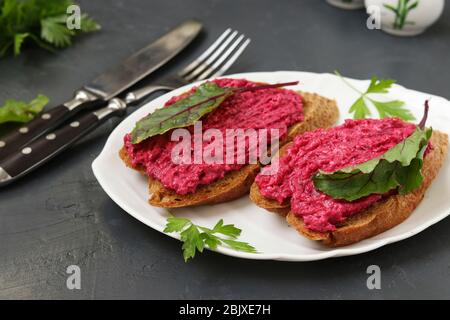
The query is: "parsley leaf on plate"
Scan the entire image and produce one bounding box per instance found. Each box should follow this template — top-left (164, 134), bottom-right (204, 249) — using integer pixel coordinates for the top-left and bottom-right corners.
top-left (0, 94), bottom-right (49, 124)
top-left (349, 96), bottom-right (371, 119)
top-left (336, 71), bottom-right (415, 121)
top-left (211, 219), bottom-right (241, 238)
top-left (372, 100), bottom-right (414, 120)
top-left (164, 216), bottom-right (190, 233)
top-left (180, 224), bottom-right (204, 262)
top-left (366, 77), bottom-right (396, 94)
top-left (164, 215), bottom-right (258, 262)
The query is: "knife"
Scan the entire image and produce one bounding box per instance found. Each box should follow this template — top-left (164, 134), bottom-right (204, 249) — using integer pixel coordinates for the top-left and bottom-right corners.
top-left (0, 19), bottom-right (202, 160)
top-left (0, 85), bottom-right (160, 187)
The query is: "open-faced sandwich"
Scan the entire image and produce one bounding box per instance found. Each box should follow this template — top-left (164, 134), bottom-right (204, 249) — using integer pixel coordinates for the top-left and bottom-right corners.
top-left (250, 104), bottom-right (449, 247)
top-left (120, 78), bottom-right (339, 207)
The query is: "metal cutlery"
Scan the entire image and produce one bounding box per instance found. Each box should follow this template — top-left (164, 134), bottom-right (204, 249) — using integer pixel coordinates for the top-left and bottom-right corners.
top-left (0, 19), bottom-right (202, 160)
top-left (125, 28), bottom-right (251, 97)
top-left (0, 29), bottom-right (251, 186)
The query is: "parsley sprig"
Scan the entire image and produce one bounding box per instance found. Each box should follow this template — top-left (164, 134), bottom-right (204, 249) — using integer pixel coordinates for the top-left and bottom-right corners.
top-left (164, 216), bottom-right (258, 262)
top-left (0, 0), bottom-right (100, 57)
top-left (336, 71), bottom-right (415, 121)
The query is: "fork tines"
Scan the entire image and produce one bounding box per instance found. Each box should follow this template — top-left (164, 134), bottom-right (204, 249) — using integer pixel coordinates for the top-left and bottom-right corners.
top-left (179, 28), bottom-right (251, 82)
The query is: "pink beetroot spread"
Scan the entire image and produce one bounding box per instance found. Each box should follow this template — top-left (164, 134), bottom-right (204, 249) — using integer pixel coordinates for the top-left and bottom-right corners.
top-left (255, 118), bottom-right (417, 233)
top-left (124, 78), bottom-right (303, 194)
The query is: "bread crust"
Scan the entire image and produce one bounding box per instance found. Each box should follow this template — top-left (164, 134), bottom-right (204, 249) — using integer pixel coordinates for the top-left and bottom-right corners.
top-left (120, 91), bottom-right (339, 208)
top-left (249, 142), bottom-right (293, 216)
top-left (250, 130), bottom-right (449, 247)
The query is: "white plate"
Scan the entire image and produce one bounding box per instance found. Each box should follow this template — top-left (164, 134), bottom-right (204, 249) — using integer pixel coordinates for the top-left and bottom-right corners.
top-left (92, 71), bottom-right (450, 261)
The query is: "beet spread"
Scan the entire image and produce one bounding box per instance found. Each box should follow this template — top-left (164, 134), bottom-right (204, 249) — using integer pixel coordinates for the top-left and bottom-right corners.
top-left (124, 78), bottom-right (303, 195)
top-left (255, 118), bottom-right (417, 233)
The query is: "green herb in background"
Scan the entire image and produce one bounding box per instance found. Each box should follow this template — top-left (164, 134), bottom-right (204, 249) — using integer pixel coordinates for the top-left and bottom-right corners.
top-left (164, 215), bottom-right (258, 262)
top-left (336, 71), bottom-right (415, 121)
top-left (0, 0), bottom-right (100, 57)
top-left (0, 94), bottom-right (49, 124)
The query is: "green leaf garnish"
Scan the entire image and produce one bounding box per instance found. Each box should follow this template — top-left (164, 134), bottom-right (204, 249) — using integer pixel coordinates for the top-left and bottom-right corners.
top-left (211, 219), bottom-right (241, 238)
top-left (336, 71), bottom-right (415, 121)
top-left (349, 97), bottom-right (371, 119)
top-left (164, 216), bottom-right (258, 262)
top-left (131, 81), bottom-right (299, 144)
top-left (312, 102), bottom-right (431, 202)
top-left (180, 224), bottom-right (204, 261)
top-left (221, 239), bottom-right (258, 253)
top-left (131, 82), bottom-right (234, 144)
top-left (41, 15), bottom-right (76, 48)
top-left (0, 94), bottom-right (49, 124)
top-left (163, 216), bottom-right (190, 233)
top-left (366, 77), bottom-right (396, 94)
top-left (0, 0), bottom-right (100, 57)
top-left (14, 33), bottom-right (29, 56)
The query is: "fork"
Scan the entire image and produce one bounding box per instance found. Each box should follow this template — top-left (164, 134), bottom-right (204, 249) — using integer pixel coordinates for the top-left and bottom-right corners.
top-left (125, 28), bottom-right (250, 102)
top-left (0, 29), bottom-right (251, 186)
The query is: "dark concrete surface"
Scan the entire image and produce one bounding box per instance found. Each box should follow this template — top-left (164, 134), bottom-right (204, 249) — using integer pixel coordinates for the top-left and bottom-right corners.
top-left (1, 0), bottom-right (450, 299)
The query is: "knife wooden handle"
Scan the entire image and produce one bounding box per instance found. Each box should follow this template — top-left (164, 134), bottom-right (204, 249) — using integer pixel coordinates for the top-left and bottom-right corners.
top-left (0, 101), bottom-right (125, 186)
top-left (0, 90), bottom-right (103, 160)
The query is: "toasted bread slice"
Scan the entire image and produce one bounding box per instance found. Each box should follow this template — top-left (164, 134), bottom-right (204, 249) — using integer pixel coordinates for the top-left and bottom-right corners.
top-left (250, 142), bottom-right (293, 216)
top-left (120, 146), bottom-right (260, 207)
top-left (120, 91), bottom-right (339, 207)
top-left (286, 92), bottom-right (339, 139)
top-left (250, 130), bottom-right (449, 247)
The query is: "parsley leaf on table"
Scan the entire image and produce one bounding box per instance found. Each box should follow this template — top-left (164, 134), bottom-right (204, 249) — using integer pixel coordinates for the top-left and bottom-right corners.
top-left (164, 216), bottom-right (258, 262)
top-left (0, 94), bottom-right (49, 124)
top-left (0, 0), bottom-right (100, 57)
top-left (336, 71), bottom-right (415, 121)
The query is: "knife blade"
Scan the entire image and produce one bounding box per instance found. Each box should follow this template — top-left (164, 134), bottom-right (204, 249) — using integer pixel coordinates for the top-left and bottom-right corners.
top-left (0, 19), bottom-right (202, 160)
top-left (84, 19), bottom-right (202, 100)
